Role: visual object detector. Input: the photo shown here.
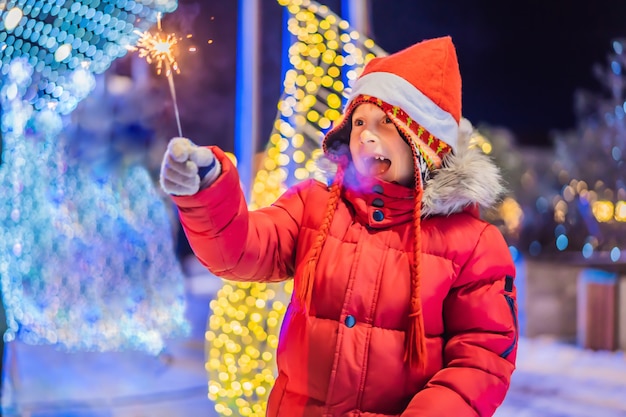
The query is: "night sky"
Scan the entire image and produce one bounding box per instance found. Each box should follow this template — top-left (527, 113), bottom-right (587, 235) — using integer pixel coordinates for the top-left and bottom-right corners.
top-left (164, 1), bottom-right (626, 152)
top-left (367, 0), bottom-right (626, 148)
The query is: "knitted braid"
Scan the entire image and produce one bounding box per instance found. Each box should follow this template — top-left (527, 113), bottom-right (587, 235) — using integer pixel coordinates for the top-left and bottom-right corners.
top-left (296, 161), bottom-right (347, 313)
top-left (404, 143), bottom-right (427, 370)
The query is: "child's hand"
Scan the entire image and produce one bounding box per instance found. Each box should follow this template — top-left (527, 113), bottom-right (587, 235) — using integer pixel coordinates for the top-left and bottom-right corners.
top-left (159, 137), bottom-right (221, 195)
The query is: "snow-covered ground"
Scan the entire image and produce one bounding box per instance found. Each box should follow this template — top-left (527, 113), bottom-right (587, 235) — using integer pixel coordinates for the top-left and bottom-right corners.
top-left (498, 337), bottom-right (626, 417)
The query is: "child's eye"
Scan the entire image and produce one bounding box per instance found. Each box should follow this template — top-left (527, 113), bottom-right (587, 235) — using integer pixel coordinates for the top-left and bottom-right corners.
top-left (384, 117), bottom-right (393, 124)
top-left (353, 119), bottom-right (364, 126)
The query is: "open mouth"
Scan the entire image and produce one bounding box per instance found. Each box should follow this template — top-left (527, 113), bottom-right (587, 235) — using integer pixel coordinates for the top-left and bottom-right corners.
top-left (364, 155), bottom-right (391, 176)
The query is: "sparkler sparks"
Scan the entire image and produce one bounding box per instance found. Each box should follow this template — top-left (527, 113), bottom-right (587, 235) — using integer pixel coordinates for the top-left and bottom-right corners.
top-left (130, 14), bottom-right (181, 76)
top-left (128, 13), bottom-right (184, 136)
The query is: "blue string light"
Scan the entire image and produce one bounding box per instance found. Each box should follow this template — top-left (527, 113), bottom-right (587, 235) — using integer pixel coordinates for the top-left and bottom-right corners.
top-left (0, 0), bottom-right (189, 354)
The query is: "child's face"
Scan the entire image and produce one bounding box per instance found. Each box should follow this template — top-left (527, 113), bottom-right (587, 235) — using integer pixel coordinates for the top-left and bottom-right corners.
top-left (349, 103), bottom-right (414, 187)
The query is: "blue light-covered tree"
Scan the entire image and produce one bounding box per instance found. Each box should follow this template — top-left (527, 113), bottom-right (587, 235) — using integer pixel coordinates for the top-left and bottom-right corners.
top-left (0, 0), bottom-right (189, 354)
top-left (0, 60), bottom-right (189, 354)
top-left (548, 39), bottom-right (626, 262)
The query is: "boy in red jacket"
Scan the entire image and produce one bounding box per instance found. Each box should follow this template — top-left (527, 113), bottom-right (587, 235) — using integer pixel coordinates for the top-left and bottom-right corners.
top-left (160, 36), bottom-right (517, 417)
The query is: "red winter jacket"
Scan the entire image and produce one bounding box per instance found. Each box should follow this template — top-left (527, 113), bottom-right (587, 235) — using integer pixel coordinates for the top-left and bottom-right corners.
top-left (173, 146), bottom-right (517, 417)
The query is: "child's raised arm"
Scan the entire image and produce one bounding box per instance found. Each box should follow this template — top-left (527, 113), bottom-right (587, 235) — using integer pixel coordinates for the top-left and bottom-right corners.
top-left (161, 139), bottom-right (316, 283)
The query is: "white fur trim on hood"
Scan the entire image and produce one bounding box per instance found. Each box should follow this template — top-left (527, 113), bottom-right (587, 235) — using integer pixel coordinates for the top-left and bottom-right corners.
top-left (421, 119), bottom-right (506, 216)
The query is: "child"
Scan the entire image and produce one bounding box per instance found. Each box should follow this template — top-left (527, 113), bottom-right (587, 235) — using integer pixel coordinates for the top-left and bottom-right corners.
top-left (160, 36), bottom-right (518, 417)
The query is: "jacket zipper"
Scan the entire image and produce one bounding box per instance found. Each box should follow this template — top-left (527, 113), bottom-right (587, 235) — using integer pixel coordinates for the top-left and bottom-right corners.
top-left (501, 275), bottom-right (518, 359)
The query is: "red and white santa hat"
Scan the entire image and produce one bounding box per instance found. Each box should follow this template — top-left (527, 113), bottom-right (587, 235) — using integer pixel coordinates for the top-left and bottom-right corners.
top-left (323, 36), bottom-right (462, 170)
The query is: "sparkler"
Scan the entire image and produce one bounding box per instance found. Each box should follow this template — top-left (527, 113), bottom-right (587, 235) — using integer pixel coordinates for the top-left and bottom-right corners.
top-left (129, 13), bottom-right (184, 137)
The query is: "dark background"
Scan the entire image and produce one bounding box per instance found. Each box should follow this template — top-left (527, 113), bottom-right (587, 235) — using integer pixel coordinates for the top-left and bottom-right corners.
top-left (162, 0), bottom-right (626, 152)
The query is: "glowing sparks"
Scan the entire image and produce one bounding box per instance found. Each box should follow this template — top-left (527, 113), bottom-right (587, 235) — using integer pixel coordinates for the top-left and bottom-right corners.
top-left (129, 13), bottom-right (181, 76)
top-left (128, 13), bottom-right (185, 136)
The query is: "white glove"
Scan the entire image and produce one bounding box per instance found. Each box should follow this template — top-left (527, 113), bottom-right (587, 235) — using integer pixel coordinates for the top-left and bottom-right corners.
top-left (159, 137), bottom-right (222, 196)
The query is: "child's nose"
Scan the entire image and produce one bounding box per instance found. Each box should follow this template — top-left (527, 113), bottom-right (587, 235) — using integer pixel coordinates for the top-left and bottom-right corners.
top-left (359, 129), bottom-right (379, 144)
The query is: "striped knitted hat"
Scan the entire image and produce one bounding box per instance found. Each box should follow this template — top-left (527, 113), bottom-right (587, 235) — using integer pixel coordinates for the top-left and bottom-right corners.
top-left (299, 36), bottom-right (462, 370)
top-left (324, 36), bottom-right (461, 170)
